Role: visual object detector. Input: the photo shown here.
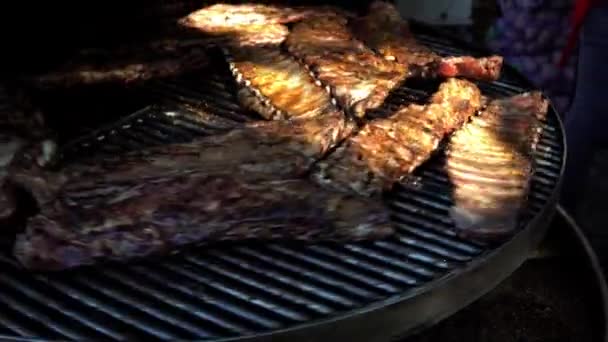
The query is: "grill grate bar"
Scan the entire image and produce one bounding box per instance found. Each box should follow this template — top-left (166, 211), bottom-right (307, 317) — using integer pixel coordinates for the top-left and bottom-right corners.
top-left (162, 105), bottom-right (244, 130)
top-left (260, 245), bottom-right (398, 295)
top-left (0, 308), bottom-right (37, 338)
top-left (143, 116), bottom-right (200, 142)
top-left (0, 288), bottom-right (82, 340)
top-left (224, 247), bottom-right (372, 306)
top-left (372, 240), bottom-right (454, 270)
top-left (184, 255), bottom-right (315, 323)
top-left (388, 210), bottom-right (452, 238)
top-left (0, 274), bottom-right (121, 340)
top-left (127, 265), bottom-right (253, 335)
top-left (342, 244), bottom-right (437, 280)
top-left (398, 225), bottom-right (483, 255)
top-left (70, 274), bottom-right (202, 339)
top-left (143, 81), bottom-right (253, 122)
top-left (306, 246), bottom-right (421, 287)
top-left (156, 106), bottom-right (244, 133)
top-left (31, 275), bottom-right (176, 340)
top-left (204, 251), bottom-right (345, 314)
top-left (100, 269), bottom-right (233, 338)
top-left (155, 109), bottom-right (231, 137)
top-left (390, 200), bottom-right (453, 227)
top-left (158, 262), bottom-right (282, 330)
top-left (394, 232), bottom-right (473, 263)
top-left (394, 191), bottom-right (451, 215)
top-left (115, 126), bottom-right (167, 149)
top-left (129, 123), bottom-right (177, 144)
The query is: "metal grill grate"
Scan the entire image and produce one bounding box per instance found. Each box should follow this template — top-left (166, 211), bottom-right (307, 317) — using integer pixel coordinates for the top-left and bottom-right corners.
top-left (0, 26), bottom-right (564, 341)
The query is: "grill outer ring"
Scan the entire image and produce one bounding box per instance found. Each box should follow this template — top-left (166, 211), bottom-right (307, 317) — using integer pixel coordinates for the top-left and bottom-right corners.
top-left (0, 23), bottom-right (565, 341)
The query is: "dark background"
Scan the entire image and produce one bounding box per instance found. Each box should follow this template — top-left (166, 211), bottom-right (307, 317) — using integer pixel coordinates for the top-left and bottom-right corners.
top-left (0, 0), bottom-right (378, 75)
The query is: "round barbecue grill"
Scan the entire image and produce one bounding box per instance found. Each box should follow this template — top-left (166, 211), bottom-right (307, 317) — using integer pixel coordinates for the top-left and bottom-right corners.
top-left (0, 23), bottom-right (565, 341)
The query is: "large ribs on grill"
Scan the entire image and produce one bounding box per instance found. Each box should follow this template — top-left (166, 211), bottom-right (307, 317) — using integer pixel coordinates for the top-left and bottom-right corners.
top-left (446, 92), bottom-right (548, 241)
top-left (285, 15), bottom-right (404, 118)
top-left (312, 78), bottom-right (482, 197)
top-left (10, 111), bottom-right (354, 206)
top-left (224, 46), bottom-right (339, 120)
top-left (14, 173), bottom-right (393, 270)
top-left (353, 1), bottom-right (503, 82)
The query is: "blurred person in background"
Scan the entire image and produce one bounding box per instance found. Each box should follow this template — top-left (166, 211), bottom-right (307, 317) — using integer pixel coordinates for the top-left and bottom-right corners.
top-left (489, 0), bottom-right (608, 256)
top-left (486, 0), bottom-right (577, 114)
top-left (560, 0), bottom-right (608, 257)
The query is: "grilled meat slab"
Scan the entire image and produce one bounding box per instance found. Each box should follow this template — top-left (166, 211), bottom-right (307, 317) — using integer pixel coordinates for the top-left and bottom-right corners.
top-left (179, 4), bottom-right (349, 47)
top-left (446, 92), bottom-right (548, 241)
top-left (26, 39), bottom-right (210, 89)
top-left (14, 173), bottom-right (393, 270)
top-left (312, 78), bottom-right (482, 196)
top-left (11, 111), bottom-right (354, 206)
top-left (286, 15), bottom-right (404, 118)
top-left (212, 24), bottom-right (291, 47)
top-left (180, 3), bottom-right (349, 35)
top-left (353, 1), bottom-right (503, 82)
top-left (225, 46), bottom-right (338, 120)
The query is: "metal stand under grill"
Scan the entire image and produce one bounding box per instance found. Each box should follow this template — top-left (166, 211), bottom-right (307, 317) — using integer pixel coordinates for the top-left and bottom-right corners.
top-left (0, 24), bottom-right (565, 341)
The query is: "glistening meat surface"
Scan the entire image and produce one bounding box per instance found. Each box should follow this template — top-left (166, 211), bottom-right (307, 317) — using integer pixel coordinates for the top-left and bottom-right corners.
top-left (286, 15), bottom-right (403, 118)
top-left (312, 78), bottom-right (482, 197)
top-left (446, 92), bottom-right (548, 241)
top-left (179, 4), bottom-right (350, 47)
top-left (225, 46), bottom-right (338, 120)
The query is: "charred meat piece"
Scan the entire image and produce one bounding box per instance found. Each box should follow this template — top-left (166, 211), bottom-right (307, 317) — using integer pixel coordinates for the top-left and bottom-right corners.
top-left (353, 1), bottom-right (503, 82)
top-left (25, 39), bottom-right (210, 89)
top-left (14, 173), bottom-right (394, 270)
top-left (446, 92), bottom-right (548, 241)
top-left (312, 78), bottom-right (482, 197)
top-left (286, 15), bottom-right (404, 118)
top-left (225, 46), bottom-right (338, 120)
top-left (10, 111), bottom-right (354, 206)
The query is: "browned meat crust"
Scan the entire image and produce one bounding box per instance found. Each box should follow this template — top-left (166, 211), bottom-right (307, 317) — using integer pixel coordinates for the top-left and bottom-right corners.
top-left (312, 78), bottom-right (482, 196)
top-left (225, 46), bottom-right (338, 120)
top-left (25, 39), bottom-right (211, 89)
top-left (179, 4), bottom-right (350, 48)
top-left (353, 1), bottom-right (503, 81)
top-left (14, 173), bottom-right (393, 270)
top-left (179, 3), bottom-right (349, 35)
top-left (446, 92), bottom-right (549, 241)
top-left (9, 111), bottom-right (354, 206)
top-left (285, 15), bottom-right (404, 118)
